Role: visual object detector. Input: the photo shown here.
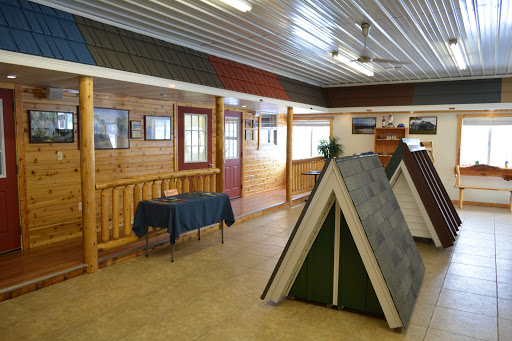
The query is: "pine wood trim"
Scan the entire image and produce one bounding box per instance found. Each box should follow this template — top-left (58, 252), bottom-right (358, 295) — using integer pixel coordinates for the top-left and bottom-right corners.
top-left (215, 96), bottom-right (224, 192)
top-left (286, 107), bottom-right (293, 202)
top-left (14, 84), bottom-right (30, 250)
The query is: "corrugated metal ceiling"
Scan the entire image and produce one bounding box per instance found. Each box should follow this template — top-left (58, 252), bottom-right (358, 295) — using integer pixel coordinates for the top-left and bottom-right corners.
top-left (28, 0), bottom-right (512, 87)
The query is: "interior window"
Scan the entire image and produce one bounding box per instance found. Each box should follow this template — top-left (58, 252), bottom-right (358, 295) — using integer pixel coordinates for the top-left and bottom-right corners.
top-left (460, 117), bottom-right (512, 167)
top-left (225, 117), bottom-right (239, 159)
top-left (184, 114), bottom-right (207, 162)
top-left (261, 113), bottom-right (277, 145)
top-left (293, 120), bottom-right (330, 159)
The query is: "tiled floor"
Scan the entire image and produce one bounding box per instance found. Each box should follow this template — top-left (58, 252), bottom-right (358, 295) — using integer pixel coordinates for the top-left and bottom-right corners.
top-left (0, 204), bottom-right (511, 340)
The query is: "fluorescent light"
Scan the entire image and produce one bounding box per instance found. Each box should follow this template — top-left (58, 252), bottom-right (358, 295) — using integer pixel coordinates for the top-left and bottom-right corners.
top-left (219, 0), bottom-right (251, 12)
top-left (332, 52), bottom-right (374, 77)
top-left (449, 39), bottom-right (466, 70)
top-left (6, 75), bottom-right (16, 79)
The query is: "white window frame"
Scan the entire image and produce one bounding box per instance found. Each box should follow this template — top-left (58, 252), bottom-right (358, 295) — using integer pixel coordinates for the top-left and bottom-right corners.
top-left (225, 117), bottom-right (239, 160)
top-left (292, 120), bottom-right (331, 160)
top-left (184, 113), bottom-right (208, 163)
top-left (261, 113), bottom-right (278, 145)
top-left (0, 101), bottom-right (6, 178)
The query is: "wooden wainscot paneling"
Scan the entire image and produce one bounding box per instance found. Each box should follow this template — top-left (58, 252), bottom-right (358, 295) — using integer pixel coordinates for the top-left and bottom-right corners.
top-left (22, 86), bottom-right (176, 247)
top-left (243, 113), bottom-right (287, 196)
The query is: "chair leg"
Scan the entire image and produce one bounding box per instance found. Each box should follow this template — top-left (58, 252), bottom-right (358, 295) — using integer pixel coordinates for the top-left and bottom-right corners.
top-left (459, 188), bottom-right (464, 209)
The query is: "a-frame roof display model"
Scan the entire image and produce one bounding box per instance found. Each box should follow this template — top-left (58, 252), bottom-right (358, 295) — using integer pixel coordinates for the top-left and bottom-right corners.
top-left (385, 139), bottom-right (461, 248)
top-left (261, 155), bottom-right (425, 329)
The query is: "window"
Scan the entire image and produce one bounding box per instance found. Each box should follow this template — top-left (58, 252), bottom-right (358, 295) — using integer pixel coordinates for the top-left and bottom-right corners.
top-left (144, 116), bottom-right (171, 140)
top-left (0, 105), bottom-right (5, 178)
top-left (225, 117), bottom-right (239, 159)
top-left (184, 114), bottom-right (207, 162)
top-left (261, 113), bottom-right (277, 145)
top-left (293, 120), bottom-right (330, 159)
top-left (460, 117), bottom-right (512, 167)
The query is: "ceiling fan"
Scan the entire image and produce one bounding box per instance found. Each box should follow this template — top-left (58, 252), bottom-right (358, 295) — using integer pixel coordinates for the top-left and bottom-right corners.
top-left (350, 23), bottom-right (407, 65)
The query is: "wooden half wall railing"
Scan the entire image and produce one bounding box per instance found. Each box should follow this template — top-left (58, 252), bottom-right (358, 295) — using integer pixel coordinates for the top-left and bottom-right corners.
top-left (292, 157), bottom-right (325, 195)
top-left (95, 168), bottom-right (220, 251)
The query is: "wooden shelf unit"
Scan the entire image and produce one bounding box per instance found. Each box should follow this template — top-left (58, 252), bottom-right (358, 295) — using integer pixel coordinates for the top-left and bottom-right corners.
top-left (374, 127), bottom-right (408, 166)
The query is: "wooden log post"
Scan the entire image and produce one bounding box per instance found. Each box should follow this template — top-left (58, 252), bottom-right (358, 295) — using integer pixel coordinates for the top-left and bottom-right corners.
top-left (215, 96), bottom-right (225, 193)
top-left (79, 76), bottom-right (98, 273)
top-left (286, 107), bottom-right (293, 203)
top-left (112, 187), bottom-right (120, 240)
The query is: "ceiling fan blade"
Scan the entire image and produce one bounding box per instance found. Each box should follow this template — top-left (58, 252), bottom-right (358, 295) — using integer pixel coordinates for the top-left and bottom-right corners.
top-left (372, 58), bottom-right (410, 65)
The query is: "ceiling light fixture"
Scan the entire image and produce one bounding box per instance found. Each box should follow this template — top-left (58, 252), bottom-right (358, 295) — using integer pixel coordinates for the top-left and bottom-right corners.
top-left (331, 52), bottom-right (374, 77)
top-left (219, 0), bottom-right (252, 12)
top-left (7, 75), bottom-right (16, 79)
top-left (448, 39), bottom-right (466, 70)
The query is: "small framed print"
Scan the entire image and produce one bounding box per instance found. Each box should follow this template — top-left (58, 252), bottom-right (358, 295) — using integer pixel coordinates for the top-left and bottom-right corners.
top-left (130, 120), bottom-right (142, 139)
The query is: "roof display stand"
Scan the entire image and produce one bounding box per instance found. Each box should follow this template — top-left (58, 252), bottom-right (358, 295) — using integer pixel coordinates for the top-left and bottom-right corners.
top-left (386, 139), bottom-right (460, 248)
top-left (261, 155), bottom-right (425, 329)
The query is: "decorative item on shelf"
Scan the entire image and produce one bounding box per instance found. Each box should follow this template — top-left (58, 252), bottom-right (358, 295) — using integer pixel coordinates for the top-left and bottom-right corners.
top-left (317, 136), bottom-right (344, 159)
top-left (397, 123), bottom-right (405, 127)
top-left (387, 113), bottom-right (394, 127)
top-left (505, 161), bottom-right (509, 169)
top-left (381, 116), bottom-right (386, 127)
top-left (475, 161), bottom-right (480, 165)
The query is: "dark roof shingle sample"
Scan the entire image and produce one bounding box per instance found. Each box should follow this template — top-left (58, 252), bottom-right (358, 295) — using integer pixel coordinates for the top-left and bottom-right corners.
top-left (0, 0), bottom-right (95, 64)
top-left (277, 74), bottom-right (326, 107)
top-left (337, 155), bottom-right (425, 328)
top-left (400, 141), bottom-right (461, 247)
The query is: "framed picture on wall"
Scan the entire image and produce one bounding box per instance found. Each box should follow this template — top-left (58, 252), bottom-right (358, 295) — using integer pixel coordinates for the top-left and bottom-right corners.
top-left (409, 116), bottom-right (437, 134)
top-left (130, 120), bottom-right (142, 139)
top-left (144, 116), bottom-right (171, 140)
top-left (352, 117), bottom-right (376, 134)
top-left (29, 110), bottom-right (74, 143)
top-left (93, 108), bottom-right (130, 149)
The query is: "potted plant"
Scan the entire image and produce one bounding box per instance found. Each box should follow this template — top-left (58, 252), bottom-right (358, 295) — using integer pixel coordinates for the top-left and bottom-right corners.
top-left (317, 136), bottom-right (344, 159)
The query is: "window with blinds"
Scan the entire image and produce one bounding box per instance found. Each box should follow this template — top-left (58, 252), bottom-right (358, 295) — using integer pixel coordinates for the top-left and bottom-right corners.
top-left (460, 117), bottom-right (512, 167)
top-left (261, 113), bottom-right (277, 145)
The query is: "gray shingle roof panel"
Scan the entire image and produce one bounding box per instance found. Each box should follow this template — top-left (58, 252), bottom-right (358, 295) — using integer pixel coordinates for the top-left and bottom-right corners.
top-left (336, 155), bottom-right (425, 329)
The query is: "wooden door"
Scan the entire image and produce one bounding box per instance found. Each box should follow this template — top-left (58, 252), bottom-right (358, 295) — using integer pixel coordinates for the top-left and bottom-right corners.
top-left (178, 106), bottom-right (212, 171)
top-left (0, 89), bottom-right (20, 253)
top-left (224, 111), bottom-right (241, 198)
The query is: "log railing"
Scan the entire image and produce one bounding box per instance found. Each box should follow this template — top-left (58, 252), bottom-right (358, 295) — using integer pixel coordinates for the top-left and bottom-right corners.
top-left (292, 156), bottom-right (325, 195)
top-left (95, 168), bottom-right (219, 250)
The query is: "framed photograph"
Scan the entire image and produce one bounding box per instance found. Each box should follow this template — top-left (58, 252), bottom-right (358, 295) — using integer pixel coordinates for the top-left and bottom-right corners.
top-left (409, 117), bottom-right (437, 134)
top-left (29, 110), bottom-right (74, 143)
top-left (144, 115), bottom-right (171, 140)
top-left (130, 120), bottom-right (142, 139)
top-left (93, 108), bottom-right (129, 149)
top-left (352, 117), bottom-right (376, 134)
top-left (245, 129), bottom-right (252, 140)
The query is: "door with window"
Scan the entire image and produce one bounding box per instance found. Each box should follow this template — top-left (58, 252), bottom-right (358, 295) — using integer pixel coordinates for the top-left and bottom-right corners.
top-left (0, 89), bottom-right (20, 253)
top-left (178, 106), bottom-right (213, 171)
top-left (224, 111), bottom-right (242, 198)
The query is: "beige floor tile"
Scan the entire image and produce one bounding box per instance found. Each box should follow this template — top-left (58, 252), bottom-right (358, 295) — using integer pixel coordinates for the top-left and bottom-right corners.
top-left (409, 302), bottom-right (434, 327)
top-left (244, 298), bottom-right (312, 321)
top-left (497, 259), bottom-right (512, 271)
top-left (425, 328), bottom-right (481, 341)
top-left (499, 299), bottom-right (512, 321)
top-left (243, 243), bottom-right (283, 257)
top-left (254, 256), bottom-right (280, 271)
top-left (417, 283), bottom-right (442, 305)
top-left (461, 224), bottom-right (495, 234)
top-left (120, 319), bottom-right (204, 341)
top-left (456, 236), bottom-right (495, 249)
top-left (455, 243), bottom-right (496, 257)
top-left (499, 282), bottom-right (512, 300)
top-left (272, 321), bottom-right (342, 341)
top-left (430, 306), bottom-right (497, 340)
top-left (498, 269), bottom-right (512, 284)
top-left (448, 262), bottom-right (497, 281)
top-left (0, 312), bottom-right (67, 341)
top-left (497, 249), bottom-right (512, 261)
top-left (437, 288), bottom-right (497, 317)
top-left (460, 231), bottom-right (496, 241)
top-left (451, 253), bottom-right (496, 269)
top-left (500, 318), bottom-right (512, 341)
top-left (208, 308), bottom-right (289, 341)
top-left (443, 274), bottom-right (497, 297)
top-left (42, 327), bottom-right (103, 341)
top-left (422, 270), bottom-right (447, 288)
top-left (496, 224), bottom-right (512, 235)
top-left (497, 241), bottom-right (512, 251)
top-left (257, 236), bottom-right (290, 247)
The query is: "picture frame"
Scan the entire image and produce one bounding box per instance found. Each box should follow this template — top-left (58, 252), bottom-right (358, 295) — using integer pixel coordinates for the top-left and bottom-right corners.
top-left (29, 110), bottom-right (74, 143)
top-left (130, 120), bottom-right (142, 139)
top-left (144, 115), bottom-right (171, 140)
top-left (409, 116), bottom-right (437, 135)
top-left (352, 117), bottom-right (376, 134)
top-left (93, 108), bottom-right (130, 149)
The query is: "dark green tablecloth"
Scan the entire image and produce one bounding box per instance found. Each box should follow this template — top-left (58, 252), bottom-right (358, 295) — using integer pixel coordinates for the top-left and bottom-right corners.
top-left (132, 191), bottom-right (235, 244)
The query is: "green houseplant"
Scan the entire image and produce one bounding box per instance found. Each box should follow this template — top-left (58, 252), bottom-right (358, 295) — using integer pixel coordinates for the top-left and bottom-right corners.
top-left (317, 136), bottom-right (344, 159)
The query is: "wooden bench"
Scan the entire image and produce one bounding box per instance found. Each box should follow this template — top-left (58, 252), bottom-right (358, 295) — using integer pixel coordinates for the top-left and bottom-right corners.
top-left (455, 165), bottom-right (512, 212)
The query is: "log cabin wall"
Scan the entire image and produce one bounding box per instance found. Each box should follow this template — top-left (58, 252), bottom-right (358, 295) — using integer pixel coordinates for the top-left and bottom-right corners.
top-left (242, 112), bottom-right (287, 196)
top-left (22, 86), bottom-right (176, 248)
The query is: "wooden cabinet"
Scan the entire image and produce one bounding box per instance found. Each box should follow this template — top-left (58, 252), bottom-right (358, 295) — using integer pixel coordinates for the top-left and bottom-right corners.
top-left (374, 127), bottom-right (408, 166)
